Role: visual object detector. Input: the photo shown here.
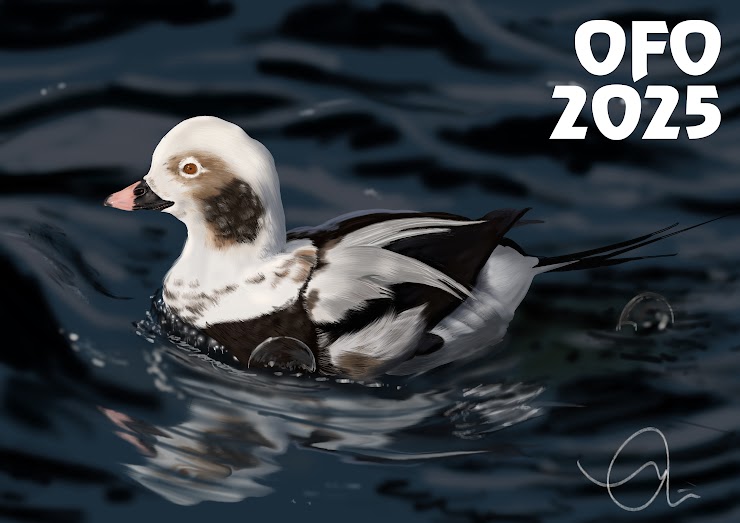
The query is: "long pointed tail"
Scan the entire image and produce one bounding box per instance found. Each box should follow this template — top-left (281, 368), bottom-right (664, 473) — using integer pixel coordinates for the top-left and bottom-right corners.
top-left (535, 213), bottom-right (733, 273)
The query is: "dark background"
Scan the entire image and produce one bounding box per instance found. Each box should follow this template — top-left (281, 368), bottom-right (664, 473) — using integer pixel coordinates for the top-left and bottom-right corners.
top-left (1, 1), bottom-right (739, 522)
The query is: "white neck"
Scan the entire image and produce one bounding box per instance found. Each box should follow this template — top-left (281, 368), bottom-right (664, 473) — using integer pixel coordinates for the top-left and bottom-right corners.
top-left (165, 215), bottom-right (285, 289)
top-left (162, 220), bottom-right (316, 327)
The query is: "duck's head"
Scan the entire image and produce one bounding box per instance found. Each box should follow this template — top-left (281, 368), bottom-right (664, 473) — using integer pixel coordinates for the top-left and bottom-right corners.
top-left (105, 116), bottom-right (285, 253)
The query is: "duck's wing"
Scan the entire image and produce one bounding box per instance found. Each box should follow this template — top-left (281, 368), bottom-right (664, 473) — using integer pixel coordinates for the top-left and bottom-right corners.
top-left (292, 208), bottom-right (532, 326)
top-left (291, 208), bottom-right (532, 377)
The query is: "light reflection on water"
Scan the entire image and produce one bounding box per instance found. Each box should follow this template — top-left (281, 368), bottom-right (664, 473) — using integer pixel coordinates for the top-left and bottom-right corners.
top-left (106, 311), bottom-right (549, 505)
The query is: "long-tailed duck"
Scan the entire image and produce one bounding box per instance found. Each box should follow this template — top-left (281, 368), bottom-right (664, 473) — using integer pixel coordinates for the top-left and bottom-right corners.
top-left (105, 116), bottom-right (712, 379)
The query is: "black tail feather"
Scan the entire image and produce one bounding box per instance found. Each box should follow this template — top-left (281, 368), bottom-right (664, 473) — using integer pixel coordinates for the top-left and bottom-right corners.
top-left (536, 222), bottom-right (679, 267)
top-left (536, 213), bottom-right (734, 272)
top-left (548, 253), bottom-right (677, 272)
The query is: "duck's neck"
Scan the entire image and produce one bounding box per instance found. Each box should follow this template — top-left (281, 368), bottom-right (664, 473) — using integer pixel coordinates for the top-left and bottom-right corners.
top-left (166, 212), bottom-right (286, 289)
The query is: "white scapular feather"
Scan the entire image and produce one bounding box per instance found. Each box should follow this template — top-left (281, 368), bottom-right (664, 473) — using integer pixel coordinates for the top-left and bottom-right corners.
top-left (340, 217), bottom-right (485, 248)
top-left (307, 245), bottom-right (471, 324)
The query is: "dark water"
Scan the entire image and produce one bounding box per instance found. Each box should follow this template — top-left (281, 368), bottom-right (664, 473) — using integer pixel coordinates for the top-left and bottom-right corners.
top-left (1, 1), bottom-right (739, 521)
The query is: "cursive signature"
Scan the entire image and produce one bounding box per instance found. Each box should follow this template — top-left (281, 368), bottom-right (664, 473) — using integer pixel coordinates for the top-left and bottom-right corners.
top-left (577, 427), bottom-right (700, 511)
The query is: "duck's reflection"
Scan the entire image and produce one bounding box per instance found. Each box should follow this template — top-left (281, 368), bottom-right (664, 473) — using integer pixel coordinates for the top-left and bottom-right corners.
top-left (101, 391), bottom-right (285, 504)
top-left (101, 345), bottom-right (545, 505)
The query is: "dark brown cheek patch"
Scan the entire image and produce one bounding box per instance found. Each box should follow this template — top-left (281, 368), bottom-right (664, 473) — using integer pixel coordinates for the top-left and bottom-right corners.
top-left (202, 179), bottom-right (265, 248)
top-left (167, 151), bottom-right (265, 248)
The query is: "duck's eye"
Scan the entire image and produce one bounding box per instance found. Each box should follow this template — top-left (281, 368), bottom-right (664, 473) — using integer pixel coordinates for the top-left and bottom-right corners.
top-left (178, 158), bottom-right (204, 179)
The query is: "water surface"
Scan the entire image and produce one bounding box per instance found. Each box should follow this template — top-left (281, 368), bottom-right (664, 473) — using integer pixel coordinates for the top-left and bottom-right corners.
top-left (1, 1), bottom-right (739, 521)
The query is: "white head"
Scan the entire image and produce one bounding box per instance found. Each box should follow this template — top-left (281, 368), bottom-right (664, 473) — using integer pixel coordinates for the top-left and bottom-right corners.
top-left (105, 116), bottom-right (286, 256)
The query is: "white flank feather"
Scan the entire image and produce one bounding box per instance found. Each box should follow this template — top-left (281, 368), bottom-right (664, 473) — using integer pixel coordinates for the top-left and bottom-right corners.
top-left (325, 305), bottom-right (427, 376)
top-left (389, 245), bottom-right (541, 375)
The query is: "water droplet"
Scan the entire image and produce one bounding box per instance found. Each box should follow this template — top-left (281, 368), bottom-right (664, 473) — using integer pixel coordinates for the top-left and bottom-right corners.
top-left (40, 88), bottom-right (48, 96)
top-left (57, 82), bottom-right (66, 89)
top-left (69, 332), bottom-right (79, 342)
top-left (616, 292), bottom-right (675, 333)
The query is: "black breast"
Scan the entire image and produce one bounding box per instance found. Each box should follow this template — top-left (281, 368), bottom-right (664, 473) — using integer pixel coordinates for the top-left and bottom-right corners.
top-left (203, 300), bottom-right (318, 367)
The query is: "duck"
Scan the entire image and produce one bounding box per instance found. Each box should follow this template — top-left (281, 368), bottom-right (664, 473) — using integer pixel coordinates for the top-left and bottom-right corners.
top-left (105, 116), bottom-right (714, 380)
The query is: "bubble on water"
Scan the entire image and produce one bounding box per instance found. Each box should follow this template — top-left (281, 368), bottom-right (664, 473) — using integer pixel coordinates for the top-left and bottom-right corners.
top-left (57, 82), bottom-right (66, 89)
top-left (248, 336), bottom-right (316, 373)
top-left (40, 88), bottom-right (48, 96)
top-left (616, 291), bottom-right (675, 333)
top-left (68, 332), bottom-right (79, 342)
